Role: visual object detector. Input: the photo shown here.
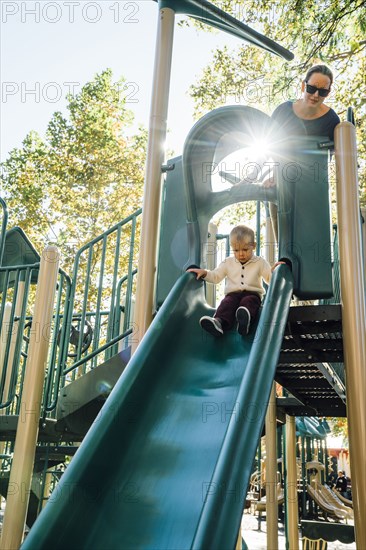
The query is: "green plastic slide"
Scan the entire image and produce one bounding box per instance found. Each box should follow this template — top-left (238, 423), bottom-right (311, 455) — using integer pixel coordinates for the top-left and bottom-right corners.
top-left (23, 265), bottom-right (293, 550)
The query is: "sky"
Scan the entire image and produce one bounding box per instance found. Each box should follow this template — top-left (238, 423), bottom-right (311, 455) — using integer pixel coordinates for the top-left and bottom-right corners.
top-left (0, 0), bottom-right (248, 161)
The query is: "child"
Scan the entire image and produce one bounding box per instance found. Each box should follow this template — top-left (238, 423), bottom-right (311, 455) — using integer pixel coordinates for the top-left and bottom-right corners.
top-left (188, 224), bottom-right (281, 337)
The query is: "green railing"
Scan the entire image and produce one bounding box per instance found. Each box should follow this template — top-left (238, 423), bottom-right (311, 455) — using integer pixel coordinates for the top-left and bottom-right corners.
top-left (0, 264), bottom-right (36, 413)
top-left (0, 264), bottom-right (72, 417)
top-left (42, 269), bottom-right (72, 416)
top-left (0, 198), bottom-right (8, 266)
top-left (0, 208), bottom-right (142, 420)
top-left (60, 208), bottom-right (142, 380)
top-left (319, 225), bottom-right (345, 386)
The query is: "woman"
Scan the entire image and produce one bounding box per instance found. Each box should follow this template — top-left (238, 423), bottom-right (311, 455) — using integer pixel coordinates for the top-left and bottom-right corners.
top-left (270, 64), bottom-right (340, 146)
top-left (264, 64), bottom-right (340, 239)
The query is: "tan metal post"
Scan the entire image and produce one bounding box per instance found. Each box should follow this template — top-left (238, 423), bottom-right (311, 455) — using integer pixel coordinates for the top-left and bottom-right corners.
top-left (265, 204), bottom-right (276, 265)
top-left (235, 528), bottom-right (242, 550)
top-left (263, 207), bottom-right (279, 547)
top-left (361, 206), bottom-right (366, 285)
top-left (42, 470), bottom-right (53, 509)
top-left (334, 121), bottom-right (366, 549)
top-left (132, 7), bottom-right (175, 353)
top-left (285, 415), bottom-right (299, 550)
top-left (266, 383), bottom-right (279, 549)
top-left (0, 246), bottom-right (59, 550)
top-left (205, 222), bottom-right (218, 307)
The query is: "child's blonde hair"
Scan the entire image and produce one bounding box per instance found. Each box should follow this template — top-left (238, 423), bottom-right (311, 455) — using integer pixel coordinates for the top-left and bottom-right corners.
top-left (230, 225), bottom-right (255, 244)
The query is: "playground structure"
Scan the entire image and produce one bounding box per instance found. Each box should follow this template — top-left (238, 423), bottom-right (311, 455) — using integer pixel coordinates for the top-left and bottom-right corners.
top-left (0, 1), bottom-right (365, 549)
top-left (0, 110), bottom-right (363, 550)
top-left (248, 420), bottom-right (354, 523)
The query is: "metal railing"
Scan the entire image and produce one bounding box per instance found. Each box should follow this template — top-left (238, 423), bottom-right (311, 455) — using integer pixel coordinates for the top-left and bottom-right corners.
top-left (0, 264), bottom-right (38, 413)
top-left (0, 264), bottom-right (72, 417)
top-left (0, 198), bottom-right (8, 266)
top-left (0, 208), bottom-right (142, 421)
top-left (60, 208), bottom-right (142, 380)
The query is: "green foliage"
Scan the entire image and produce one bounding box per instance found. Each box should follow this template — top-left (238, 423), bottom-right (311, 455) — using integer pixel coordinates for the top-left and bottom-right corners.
top-left (0, 69), bottom-right (147, 272)
top-left (329, 417), bottom-right (348, 443)
top-left (188, 0), bottom-right (366, 209)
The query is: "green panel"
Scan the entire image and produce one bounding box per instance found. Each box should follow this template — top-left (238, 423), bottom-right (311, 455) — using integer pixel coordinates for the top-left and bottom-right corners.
top-left (296, 417), bottom-right (309, 437)
top-left (157, 106), bottom-right (278, 306)
top-left (296, 417), bottom-right (327, 439)
top-left (277, 137), bottom-right (333, 299)
top-left (2, 227), bottom-right (39, 267)
top-left (0, 227), bottom-right (40, 288)
top-left (301, 520), bottom-right (355, 544)
top-left (182, 105), bottom-right (277, 269)
top-left (156, 156), bottom-right (189, 307)
top-left (23, 265), bottom-right (293, 550)
top-left (158, 109), bottom-right (335, 307)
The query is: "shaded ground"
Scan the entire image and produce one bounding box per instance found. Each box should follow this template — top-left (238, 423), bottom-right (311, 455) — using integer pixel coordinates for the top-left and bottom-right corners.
top-left (0, 500), bottom-right (356, 548)
top-left (240, 511), bottom-right (356, 550)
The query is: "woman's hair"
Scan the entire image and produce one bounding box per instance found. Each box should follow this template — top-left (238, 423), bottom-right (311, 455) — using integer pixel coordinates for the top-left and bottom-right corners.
top-left (230, 225), bottom-right (255, 244)
top-left (304, 64), bottom-right (334, 85)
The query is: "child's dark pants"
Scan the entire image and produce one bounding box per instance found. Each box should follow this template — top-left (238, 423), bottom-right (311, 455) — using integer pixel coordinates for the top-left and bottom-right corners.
top-left (214, 290), bottom-right (261, 331)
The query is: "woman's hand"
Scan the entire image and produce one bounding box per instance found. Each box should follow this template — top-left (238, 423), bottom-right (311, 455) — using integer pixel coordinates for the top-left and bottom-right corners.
top-left (262, 175), bottom-right (276, 188)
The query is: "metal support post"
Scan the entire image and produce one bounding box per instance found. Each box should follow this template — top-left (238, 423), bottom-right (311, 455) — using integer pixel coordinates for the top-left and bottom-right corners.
top-left (265, 382), bottom-right (279, 549)
top-left (132, 7), bottom-right (175, 352)
top-left (334, 121), bottom-right (366, 549)
top-left (285, 415), bottom-right (299, 550)
top-left (0, 246), bottom-right (59, 550)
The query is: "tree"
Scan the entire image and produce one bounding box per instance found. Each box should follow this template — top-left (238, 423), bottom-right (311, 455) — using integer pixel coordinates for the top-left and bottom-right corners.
top-left (188, 0), bottom-right (365, 204)
top-left (329, 417), bottom-right (349, 443)
top-left (0, 69), bottom-right (148, 270)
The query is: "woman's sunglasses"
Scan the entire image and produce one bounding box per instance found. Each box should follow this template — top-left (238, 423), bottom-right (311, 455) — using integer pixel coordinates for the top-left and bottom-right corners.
top-left (305, 82), bottom-right (331, 97)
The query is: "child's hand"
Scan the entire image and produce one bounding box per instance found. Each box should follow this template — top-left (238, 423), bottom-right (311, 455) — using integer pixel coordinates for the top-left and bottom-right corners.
top-left (271, 261), bottom-right (286, 272)
top-left (187, 268), bottom-right (208, 280)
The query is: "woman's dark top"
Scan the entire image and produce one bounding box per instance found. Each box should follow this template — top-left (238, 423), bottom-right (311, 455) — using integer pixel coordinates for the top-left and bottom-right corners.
top-left (335, 475), bottom-right (348, 493)
top-left (272, 101), bottom-right (340, 140)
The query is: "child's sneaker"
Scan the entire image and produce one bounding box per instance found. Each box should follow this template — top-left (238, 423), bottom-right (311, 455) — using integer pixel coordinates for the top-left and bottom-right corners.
top-left (236, 307), bottom-right (251, 336)
top-left (199, 316), bottom-right (223, 337)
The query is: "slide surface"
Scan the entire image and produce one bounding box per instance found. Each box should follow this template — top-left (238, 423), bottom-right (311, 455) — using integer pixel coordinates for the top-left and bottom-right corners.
top-left (255, 486), bottom-right (285, 512)
top-left (23, 266), bottom-right (293, 550)
top-left (307, 483), bottom-right (353, 521)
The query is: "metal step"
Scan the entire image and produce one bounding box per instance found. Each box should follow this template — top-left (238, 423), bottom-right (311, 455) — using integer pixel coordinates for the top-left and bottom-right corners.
top-left (56, 347), bottom-right (130, 436)
top-left (275, 305), bottom-right (346, 417)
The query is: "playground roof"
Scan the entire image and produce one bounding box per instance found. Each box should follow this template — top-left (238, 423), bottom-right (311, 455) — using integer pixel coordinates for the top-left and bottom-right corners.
top-left (153, 0), bottom-right (294, 60)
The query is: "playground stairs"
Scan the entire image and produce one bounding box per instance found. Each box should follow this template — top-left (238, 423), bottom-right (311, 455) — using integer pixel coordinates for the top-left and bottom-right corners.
top-left (55, 347), bottom-right (131, 437)
top-left (276, 304), bottom-right (346, 417)
top-left (0, 444), bottom-right (79, 528)
top-left (0, 415), bottom-right (81, 444)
